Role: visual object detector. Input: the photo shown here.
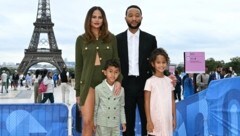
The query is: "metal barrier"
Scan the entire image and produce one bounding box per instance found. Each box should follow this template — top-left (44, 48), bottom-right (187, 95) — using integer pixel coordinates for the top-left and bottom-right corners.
top-left (1, 77), bottom-right (239, 136)
top-left (0, 104), bottom-right (68, 136)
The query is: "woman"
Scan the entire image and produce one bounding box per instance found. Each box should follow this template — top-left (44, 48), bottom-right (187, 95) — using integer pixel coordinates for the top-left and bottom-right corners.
top-left (41, 70), bottom-right (54, 103)
top-left (75, 6), bottom-right (122, 135)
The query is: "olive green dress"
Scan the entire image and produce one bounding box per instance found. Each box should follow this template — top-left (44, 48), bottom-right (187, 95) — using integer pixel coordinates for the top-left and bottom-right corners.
top-left (75, 33), bottom-right (121, 106)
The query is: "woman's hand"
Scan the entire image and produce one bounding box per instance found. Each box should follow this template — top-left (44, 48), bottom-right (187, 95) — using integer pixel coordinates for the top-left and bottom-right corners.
top-left (114, 81), bottom-right (121, 96)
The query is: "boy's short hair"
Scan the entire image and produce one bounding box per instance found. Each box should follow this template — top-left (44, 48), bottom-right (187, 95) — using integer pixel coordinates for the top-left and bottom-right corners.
top-left (104, 59), bottom-right (121, 71)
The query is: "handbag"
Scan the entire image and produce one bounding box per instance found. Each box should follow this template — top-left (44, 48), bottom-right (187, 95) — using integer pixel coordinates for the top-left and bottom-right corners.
top-left (38, 82), bottom-right (47, 93)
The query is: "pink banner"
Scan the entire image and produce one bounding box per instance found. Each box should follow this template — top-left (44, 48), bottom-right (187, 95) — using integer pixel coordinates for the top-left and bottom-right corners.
top-left (169, 65), bottom-right (176, 74)
top-left (184, 52), bottom-right (205, 73)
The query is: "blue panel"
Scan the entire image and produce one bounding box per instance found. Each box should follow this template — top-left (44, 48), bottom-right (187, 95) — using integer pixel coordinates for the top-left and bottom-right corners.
top-left (0, 104), bottom-right (68, 136)
top-left (71, 77), bottom-right (240, 136)
top-left (173, 77), bottom-right (240, 136)
top-left (71, 104), bottom-right (81, 136)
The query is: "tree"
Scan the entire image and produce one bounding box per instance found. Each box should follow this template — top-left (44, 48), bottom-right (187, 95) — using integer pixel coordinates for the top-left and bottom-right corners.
top-left (205, 58), bottom-right (224, 73)
top-left (225, 57), bottom-right (240, 75)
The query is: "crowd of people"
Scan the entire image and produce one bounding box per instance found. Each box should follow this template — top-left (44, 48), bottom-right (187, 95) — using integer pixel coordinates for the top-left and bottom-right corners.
top-left (178, 65), bottom-right (238, 101)
top-left (0, 68), bottom-right (74, 105)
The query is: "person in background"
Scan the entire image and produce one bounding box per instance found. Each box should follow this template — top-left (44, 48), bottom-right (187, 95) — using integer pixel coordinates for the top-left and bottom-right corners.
top-left (208, 65), bottom-right (223, 84)
top-left (1, 70), bottom-right (8, 93)
top-left (25, 72), bottom-right (32, 90)
top-left (19, 73), bottom-right (25, 87)
top-left (41, 70), bottom-right (54, 103)
top-left (144, 48), bottom-right (176, 136)
top-left (94, 59), bottom-right (126, 136)
top-left (70, 72), bottom-right (75, 87)
top-left (6, 71), bottom-right (10, 90)
top-left (229, 67), bottom-right (237, 77)
top-left (196, 66), bottom-right (209, 92)
top-left (33, 69), bottom-right (42, 103)
top-left (75, 6), bottom-right (122, 135)
top-left (53, 72), bottom-right (59, 88)
top-left (222, 67), bottom-right (232, 78)
top-left (12, 71), bottom-right (19, 90)
top-left (60, 67), bottom-right (71, 105)
top-left (174, 70), bottom-right (182, 101)
top-left (9, 74), bottom-right (13, 89)
top-left (183, 73), bottom-right (194, 99)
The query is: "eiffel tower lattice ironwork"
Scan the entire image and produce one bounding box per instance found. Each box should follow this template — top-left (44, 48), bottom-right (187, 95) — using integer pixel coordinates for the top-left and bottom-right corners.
top-left (18, 0), bottom-right (66, 74)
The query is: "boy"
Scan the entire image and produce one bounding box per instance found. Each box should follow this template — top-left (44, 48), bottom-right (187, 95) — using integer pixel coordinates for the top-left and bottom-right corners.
top-left (94, 59), bottom-right (126, 136)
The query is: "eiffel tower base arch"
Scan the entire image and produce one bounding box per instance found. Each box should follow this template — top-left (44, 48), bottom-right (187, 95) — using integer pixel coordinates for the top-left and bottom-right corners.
top-left (18, 50), bottom-right (66, 74)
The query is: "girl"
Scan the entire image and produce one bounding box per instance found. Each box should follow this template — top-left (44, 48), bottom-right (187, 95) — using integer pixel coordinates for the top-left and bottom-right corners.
top-left (144, 48), bottom-right (176, 136)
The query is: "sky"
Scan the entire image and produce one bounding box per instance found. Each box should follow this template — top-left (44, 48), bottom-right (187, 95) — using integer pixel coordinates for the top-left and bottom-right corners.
top-left (0, 0), bottom-right (240, 65)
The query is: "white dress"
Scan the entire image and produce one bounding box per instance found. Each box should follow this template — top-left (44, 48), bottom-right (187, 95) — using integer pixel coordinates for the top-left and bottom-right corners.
top-left (144, 75), bottom-right (174, 136)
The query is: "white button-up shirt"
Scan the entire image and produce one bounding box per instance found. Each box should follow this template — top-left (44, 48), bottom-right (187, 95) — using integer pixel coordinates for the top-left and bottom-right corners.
top-left (127, 29), bottom-right (140, 76)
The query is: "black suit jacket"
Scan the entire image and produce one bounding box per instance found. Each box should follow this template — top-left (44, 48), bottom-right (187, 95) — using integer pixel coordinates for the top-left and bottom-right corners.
top-left (116, 30), bottom-right (157, 88)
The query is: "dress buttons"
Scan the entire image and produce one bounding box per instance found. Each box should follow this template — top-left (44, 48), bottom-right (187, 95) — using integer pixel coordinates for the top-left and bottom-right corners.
top-left (108, 107), bottom-right (110, 109)
top-left (108, 98), bottom-right (110, 100)
top-left (106, 46), bottom-right (109, 49)
top-left (84, 47), bottom-right (88, 50)
top-left (96, 46), bottom-right (99, 50)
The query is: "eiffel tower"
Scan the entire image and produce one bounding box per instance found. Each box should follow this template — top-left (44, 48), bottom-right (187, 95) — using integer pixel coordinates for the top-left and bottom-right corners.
top-left (18, 0), bottom-right (66, 74)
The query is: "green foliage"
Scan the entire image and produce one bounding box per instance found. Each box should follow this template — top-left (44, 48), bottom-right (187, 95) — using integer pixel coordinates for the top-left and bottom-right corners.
top-left (225, 57), bottom-right (240, 75)
top-left (176, 65), bottom-right (184, 73)
top-left (205, 57), bottom-right (240, 75)
top-left (206, 58), bottom-right (225, 73)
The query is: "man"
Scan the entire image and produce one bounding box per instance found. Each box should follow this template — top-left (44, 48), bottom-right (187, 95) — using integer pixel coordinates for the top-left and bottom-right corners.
top-left (1, 70), bottom-right (8, 93)
top-left (208, 65), bottom-right (223, 84)
top-left (196, 66), bottom-right (209, 92)
top-left (116, 5), bottom-right (157, 136)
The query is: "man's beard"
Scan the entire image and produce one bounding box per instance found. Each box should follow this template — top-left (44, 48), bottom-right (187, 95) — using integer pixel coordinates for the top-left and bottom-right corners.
top-left (127, 21), bottom-right (141, 29)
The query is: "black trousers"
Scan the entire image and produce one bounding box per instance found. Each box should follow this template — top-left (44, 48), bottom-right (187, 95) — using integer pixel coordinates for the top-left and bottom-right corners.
top-left (41, 93), bottom-right (54, 103)
top-left (122, 76), bottom-right (147, 136)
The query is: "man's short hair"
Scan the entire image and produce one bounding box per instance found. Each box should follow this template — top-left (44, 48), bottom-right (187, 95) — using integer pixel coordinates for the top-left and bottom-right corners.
top-left (125, 5), bottom-right (142, 16)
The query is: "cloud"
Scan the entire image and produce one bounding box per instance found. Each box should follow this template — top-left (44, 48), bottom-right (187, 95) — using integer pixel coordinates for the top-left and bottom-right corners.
top-left (0, 0), bottom-right (240, 65)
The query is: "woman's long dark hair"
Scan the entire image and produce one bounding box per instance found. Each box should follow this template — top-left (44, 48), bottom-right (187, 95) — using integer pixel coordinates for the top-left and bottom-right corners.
top-left (83, 6), bottom-right (111, 43)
